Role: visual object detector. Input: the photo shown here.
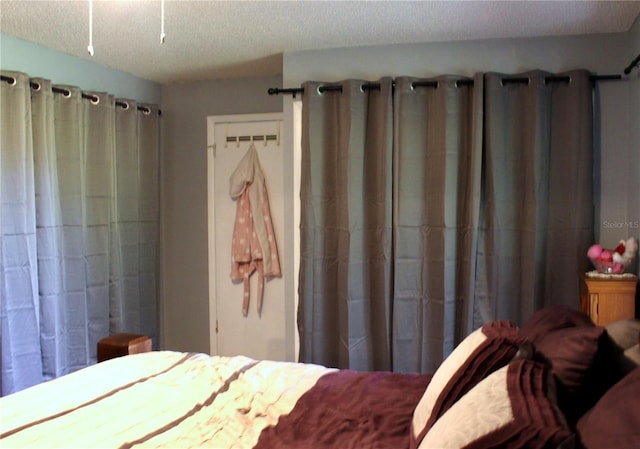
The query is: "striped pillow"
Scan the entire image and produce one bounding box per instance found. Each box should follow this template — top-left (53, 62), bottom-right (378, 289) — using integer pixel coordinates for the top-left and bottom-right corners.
top-left (418, 360), bottom-right (573, 449)
top-left (410, 321), bottom-right (526, 448)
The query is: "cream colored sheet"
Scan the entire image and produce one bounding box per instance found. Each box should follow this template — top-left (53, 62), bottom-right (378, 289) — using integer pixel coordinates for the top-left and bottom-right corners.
top-left (0, 351), bottom-right (334, 449)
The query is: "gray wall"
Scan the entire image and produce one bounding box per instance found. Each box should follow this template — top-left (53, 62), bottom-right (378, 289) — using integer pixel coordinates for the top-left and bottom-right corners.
top-left (160, 76), bottom-right (282, 352)
top-left (0, 34), bottom-right (161, 104)
top-left (283, 32), bottom-right (633, 86)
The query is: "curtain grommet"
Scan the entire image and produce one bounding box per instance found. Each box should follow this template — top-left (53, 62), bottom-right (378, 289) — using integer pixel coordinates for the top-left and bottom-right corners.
top-left (90, 95), bottom-right (100, 105)
top-left (31, 81), bottom-right (41, 92)
top-left (500, 77), bottom-right (530, 87)
top-left (544, 76), bottom-right (572, 85)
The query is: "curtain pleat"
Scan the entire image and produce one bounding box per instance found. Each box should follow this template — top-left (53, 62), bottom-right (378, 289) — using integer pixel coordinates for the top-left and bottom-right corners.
top-left (0, 71), bottom-right (43, 393)
top-left (392, 75), bottom-right (483, 373)
top-left (137, 105), bottom-right (160, 342)
top-left (299, 70), bottom-right (594, 373)
top-left (112, 100), bottom-right (161, 338)
top-left (474, 70), bottom-right (593, 326)
top-left (83, 91), bottom-right (115, 366)
top-left (0, 71), bottom-right (160, 395)
top-left (545, 72), bottom-right (594, 303)
top-left (31, 78), bottom-right (66, 380)
top-left (298, 79), bottom-right (394, 371)
top-left (54, 85), bottom-right (91, 372)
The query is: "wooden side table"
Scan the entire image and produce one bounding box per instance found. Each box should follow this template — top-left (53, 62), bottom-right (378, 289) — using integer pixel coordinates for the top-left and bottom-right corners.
top-left (97, 333), bottom-right (152, 362)
top-left (579, 273), bottom-right (638, 326)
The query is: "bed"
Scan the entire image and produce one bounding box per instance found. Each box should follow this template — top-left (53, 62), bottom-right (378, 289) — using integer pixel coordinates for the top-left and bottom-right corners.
top-left (1, 306), bottom-right (639, 449)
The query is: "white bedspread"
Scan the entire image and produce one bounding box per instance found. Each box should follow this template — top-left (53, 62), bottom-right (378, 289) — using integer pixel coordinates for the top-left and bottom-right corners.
top-left (0, 351), bottom-right (333, 449)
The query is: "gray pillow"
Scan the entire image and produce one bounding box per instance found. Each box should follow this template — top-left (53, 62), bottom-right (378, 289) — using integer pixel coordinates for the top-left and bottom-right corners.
top-left (605, 319), bottom-right (640, 350)
top-left (605, 319), bottom-right (640, 374)
top-left (624, 344), bottom-right (640, 366)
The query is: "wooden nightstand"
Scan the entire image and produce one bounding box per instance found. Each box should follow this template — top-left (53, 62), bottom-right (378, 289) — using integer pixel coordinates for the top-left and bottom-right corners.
top-left (579, 273), bottom-right (638, 326)
top-left (97, 333), bottom-right (152, 362)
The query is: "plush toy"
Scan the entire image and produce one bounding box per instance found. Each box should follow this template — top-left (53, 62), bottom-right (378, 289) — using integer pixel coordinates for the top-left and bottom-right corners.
top-left (587, 237), bottom-right (638, 274)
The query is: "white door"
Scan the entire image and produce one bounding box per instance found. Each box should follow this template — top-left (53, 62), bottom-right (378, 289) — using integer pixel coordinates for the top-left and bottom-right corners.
top-left (207, 113), bottom-right (285, 361)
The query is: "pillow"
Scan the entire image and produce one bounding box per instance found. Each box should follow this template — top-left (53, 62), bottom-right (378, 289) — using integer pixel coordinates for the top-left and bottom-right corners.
top-left (605, 319), bottom-right (640, 350)
top-left (520, 305), bottom-right (594, 342)
top-left (418, 360), bottom-right (574, 449)
top-left (520, 306), bottom-right (616, 426)
top-left (605, 319), bottom-right (640, 375)
top-left (576, 367), bottom-right (640, 449)
top-left (410, 321), bottom-right (526, 448)
top-left (624, 344), bottom-right (640, 366)
top-left (531, 325), bottom-right (605, 394)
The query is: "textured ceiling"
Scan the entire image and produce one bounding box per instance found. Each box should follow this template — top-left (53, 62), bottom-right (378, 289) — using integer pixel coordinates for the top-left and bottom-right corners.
top-left (1, 0), bottom-right (639, 84)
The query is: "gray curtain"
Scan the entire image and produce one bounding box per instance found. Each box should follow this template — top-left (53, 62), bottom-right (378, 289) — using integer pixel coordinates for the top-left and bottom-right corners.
top-left (392, 75), bottom-right (483, 373)
top-left (112, 99), bottom-right (161, 338)
top-left (0, 71), bottom-right (160, 395)
top-left (474, 70), bottom-right (593, 327)
top-left (298, 79), bottom-right (394, 371)
top-left (298, 70), bottom-right (593, 373)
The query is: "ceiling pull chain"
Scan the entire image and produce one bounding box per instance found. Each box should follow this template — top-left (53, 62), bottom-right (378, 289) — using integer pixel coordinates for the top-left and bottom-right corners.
top-left (87, 0), bottom-right (94, 56)
top-left (160, 0), bottom-right (166, 44)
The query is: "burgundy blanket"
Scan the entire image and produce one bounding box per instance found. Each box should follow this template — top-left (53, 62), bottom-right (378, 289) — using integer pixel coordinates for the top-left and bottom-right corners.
top-left (255, 369), bottom-right (433, 449)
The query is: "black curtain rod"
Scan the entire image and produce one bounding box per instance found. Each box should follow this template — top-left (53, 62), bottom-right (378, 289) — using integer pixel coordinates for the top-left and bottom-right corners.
top-left (624, 53), bottom-right (640, 75)
top-left (268, 73), bottom-right (624, 97)
top-left (1, 75), bottom-right (161, 116)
